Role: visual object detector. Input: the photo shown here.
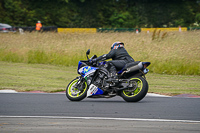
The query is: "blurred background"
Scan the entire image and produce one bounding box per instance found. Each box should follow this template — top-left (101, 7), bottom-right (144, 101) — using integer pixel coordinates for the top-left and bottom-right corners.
top-left (0, 0), bottom-right (200, 29)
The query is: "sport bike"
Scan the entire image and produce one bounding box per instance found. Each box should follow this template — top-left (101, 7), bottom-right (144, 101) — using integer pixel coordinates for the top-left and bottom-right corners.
top-left (66, 49), bottom-right (151, 102)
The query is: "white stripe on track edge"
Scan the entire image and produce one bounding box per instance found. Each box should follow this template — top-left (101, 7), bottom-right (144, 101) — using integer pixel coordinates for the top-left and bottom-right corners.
top-left (1, 116), bottom-right (200, 123)
top-left (0, 90), bottom-right (17, 93)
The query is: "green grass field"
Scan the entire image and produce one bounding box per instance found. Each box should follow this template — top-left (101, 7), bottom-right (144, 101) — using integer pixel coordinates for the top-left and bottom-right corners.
top-left (0, 61), bottom-right (199, 96)
top-left (0, 31), bottom-right (199, 75)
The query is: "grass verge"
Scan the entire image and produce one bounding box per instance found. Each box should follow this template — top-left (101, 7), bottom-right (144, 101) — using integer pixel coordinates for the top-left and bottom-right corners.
top-left (0, 32), bottom-right (200, 75)
top-left (0, 61), bottom-right (199, 95)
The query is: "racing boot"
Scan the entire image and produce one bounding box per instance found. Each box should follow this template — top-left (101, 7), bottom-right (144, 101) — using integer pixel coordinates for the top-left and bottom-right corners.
top-left (106, 65), bottom-right (119, 85)
top-left (109, 65), bottom-right (118, 79)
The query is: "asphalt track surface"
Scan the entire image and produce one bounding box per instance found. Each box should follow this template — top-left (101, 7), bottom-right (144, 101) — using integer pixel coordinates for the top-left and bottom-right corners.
top-left (0, 93), bottom-right (200, 133)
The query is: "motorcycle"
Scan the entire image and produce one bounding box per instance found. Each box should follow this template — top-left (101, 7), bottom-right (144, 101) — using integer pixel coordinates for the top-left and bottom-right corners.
top-left (66, 49), bottom-right (151, 102)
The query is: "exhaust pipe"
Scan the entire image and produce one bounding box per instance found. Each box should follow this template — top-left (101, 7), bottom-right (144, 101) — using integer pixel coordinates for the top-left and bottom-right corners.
top-left (126, 62), bottom-right (143, 73)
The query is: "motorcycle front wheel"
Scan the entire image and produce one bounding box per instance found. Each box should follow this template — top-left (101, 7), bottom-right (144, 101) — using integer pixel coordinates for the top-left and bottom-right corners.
top-left (120, 76), bottom-right (148, 102)
top-left (66, 77), bottom-right (87, 101)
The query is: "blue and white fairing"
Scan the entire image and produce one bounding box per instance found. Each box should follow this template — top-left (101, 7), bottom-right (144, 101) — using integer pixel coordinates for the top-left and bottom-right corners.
top-left (78, 66), bottom-right (97, 78)
top-left (87, 84), bottom-right (104, 97)
top-left (77, 61), bottom-right (98, 77)
top-left (77, 61), bottom-right (104, 97)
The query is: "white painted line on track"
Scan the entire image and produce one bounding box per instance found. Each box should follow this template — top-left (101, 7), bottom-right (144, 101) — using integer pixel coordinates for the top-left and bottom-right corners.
top-left (0, 90), bottom-right (17, 93)
top-left (1, 116), bottom-right (200, 123)
top-left (147, 93), bottom-right (171, 97)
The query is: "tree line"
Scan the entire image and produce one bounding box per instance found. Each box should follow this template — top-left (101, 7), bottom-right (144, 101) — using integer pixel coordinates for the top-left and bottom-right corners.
top-left (0, 0), bottom-right (200, 28)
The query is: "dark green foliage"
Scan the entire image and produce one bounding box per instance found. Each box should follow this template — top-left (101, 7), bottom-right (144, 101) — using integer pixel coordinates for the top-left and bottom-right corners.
top-left (0, 0), bottom-right (200, 28)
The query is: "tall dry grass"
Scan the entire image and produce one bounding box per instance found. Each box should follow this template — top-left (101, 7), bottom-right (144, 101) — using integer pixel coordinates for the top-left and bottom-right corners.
top-left (0, 31), bottom-right (199, 75)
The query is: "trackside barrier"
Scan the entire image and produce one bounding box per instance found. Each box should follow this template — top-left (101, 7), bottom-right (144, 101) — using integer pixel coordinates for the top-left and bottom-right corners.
top-left (57, 28), bottom-right (96, 33)
top-left (97, 28), bottom-right (141, 32)
top-left (41, 26), bottom-right (57, 32)
top-left (141, 27), bottom-right (187, 32)
top-left (187, 27), bottom-right (200, 31)
top-left (56, 27), bottom-right (200, 33)
top-left (15, 26), bottom-right (57, 32)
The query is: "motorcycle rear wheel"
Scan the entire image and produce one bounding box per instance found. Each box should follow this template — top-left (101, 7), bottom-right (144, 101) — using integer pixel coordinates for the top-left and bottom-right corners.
top-left (66, 77), bottom-right (87, 101)
top-left (120, 76), bottom-right (148, 102)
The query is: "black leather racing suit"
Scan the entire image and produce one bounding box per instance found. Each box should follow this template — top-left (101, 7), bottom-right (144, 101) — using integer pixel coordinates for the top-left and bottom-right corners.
top-left (95, 47), bottom-right (135, 71)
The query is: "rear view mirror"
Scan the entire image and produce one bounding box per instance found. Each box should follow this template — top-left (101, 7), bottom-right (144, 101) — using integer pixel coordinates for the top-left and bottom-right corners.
top-left (86, 49), bottom-right (90, 60)
top-left (86, 49), bottom-right (90, 55)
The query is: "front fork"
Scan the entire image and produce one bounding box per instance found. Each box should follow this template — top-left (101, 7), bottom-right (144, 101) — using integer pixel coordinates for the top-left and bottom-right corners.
top-left (74, 76), bottom-right (86, 91)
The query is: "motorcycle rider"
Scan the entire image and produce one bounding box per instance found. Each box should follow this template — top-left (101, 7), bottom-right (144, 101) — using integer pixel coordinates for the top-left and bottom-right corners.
top-left (91, 42), bottom-right (135, 80)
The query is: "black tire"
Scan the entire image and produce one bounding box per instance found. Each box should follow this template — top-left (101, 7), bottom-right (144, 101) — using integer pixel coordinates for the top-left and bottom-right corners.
top-left (66, 77), bottom-right (87, 101)
top-left (120, 76), bottom-right (148, 102)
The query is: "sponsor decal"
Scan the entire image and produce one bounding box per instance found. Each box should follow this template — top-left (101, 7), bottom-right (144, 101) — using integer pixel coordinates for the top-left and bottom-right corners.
top-left (83, 66), bottom-right (91, 73)
top-left (87, 84), bottom-right (103, 97)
